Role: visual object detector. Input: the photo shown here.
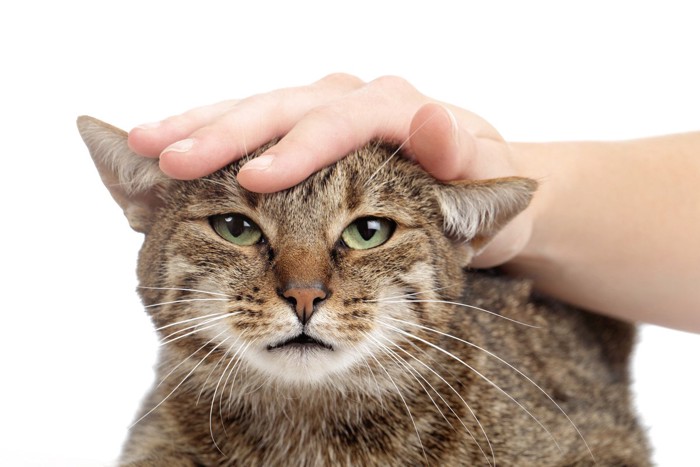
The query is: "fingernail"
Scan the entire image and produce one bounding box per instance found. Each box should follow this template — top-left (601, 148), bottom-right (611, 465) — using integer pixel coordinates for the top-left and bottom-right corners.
top-left (162, 139), bottom-right (194, 155)
top-left (135, 121), bottom-right (162, 130)
top-left (240, 154), bottom-right (275, 171)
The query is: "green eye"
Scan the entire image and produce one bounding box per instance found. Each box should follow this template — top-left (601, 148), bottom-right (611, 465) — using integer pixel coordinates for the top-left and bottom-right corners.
top-left (211, 214), bottom-right (263, 246)
top-left (341, 217), bottom-right (395, 250)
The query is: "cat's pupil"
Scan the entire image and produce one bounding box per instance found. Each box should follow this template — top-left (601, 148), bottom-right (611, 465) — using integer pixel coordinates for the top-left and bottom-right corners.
top-left (357, 219), bottom-right (381, 241)
top-left (225, 215), bottom-right (251, 237)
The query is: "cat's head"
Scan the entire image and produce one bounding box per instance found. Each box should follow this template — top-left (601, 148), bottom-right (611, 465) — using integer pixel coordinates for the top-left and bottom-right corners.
top-left (78, 116), bottom-right (535, 389)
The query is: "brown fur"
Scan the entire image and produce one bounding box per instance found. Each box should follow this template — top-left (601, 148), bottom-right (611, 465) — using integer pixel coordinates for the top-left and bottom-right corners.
top-left (78, 116), bottom-right (650, 466)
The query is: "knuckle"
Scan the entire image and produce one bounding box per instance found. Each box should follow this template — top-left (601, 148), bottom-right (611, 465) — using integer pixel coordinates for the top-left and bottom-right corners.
top-left (166, 102), bottom-right (227, 129)
top-left (369, 75), bottom-right (416, 94)
top-left (305, 103), bottom-right (349, 125)
top-left (162, 113), bottom-right (193, 130)
top-left (318, 72), bottom-right (364, 89)
top-left (302, 104), bottom-right (356, 143)
top-left (244, 89), bottom-right (277, 109)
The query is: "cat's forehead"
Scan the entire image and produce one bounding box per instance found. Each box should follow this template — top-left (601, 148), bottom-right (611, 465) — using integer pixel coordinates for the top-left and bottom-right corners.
top-left (177, 143), bottom-right (438, 226)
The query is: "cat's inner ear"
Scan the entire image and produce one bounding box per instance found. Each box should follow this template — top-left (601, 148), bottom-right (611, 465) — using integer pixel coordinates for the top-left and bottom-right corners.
top-left (77, 116), bottom-right (169, 234)
top-left (434, 177), bottom-right (537, 255)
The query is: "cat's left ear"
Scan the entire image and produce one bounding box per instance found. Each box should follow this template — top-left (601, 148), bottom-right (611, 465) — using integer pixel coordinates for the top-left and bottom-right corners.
top-left (77, 116), bottom-right (169, 234)
top-left (434, 177), bottom-right (537, 255)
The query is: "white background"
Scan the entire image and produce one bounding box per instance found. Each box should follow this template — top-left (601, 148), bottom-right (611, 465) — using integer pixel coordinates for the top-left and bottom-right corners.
top-left (1, 1), bottom-right (698, 465)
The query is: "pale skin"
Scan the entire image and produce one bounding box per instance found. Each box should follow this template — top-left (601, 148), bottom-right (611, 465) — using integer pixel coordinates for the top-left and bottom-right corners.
top-left (127, 74), bottom-right (700, 333)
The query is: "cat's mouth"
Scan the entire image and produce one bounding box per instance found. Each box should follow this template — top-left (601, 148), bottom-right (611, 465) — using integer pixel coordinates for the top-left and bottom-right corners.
top-left (267, 332), bottom-right (334, 352)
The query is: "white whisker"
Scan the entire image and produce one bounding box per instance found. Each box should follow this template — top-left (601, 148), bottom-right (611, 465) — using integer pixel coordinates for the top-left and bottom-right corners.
top-left (377, 319), bottom-right (562, 453)
top-left (377, 285), bottom-right (456, 301)
top-left (353, 348), bottom-right (386, 412)
top-left (222, 341), bottom-right (250, 413)
top-left (362, 332), bottom-right (428, 464)
top-left (155, 331), bottom-right (222, 390)
top-left (371, 298), bottom-right (538, 328)
top-left (155, 312), bottom-right (230, 332)
top-left (138, 285), bottom-right (231, 298)
top-left (159, 313), bottom-right (242, 347)
top-left (381, 331), bottom-right (495, 467)
top-left (367, 333), bottom-right (456, 431)
top-left (197, 337), bottom-right (240, 405)
top-left (209, 348), bottom-right (242, 452)
top-left (130, 331), bottom-right (229, 429)
top-left (146, 298), bottom-right (230, 309)
top-left (224, 340), bottom-right (256, 409)
top-left (159, 323), bottom-right (221, 347)
top-left (384, 316), bottom-right (595, 462)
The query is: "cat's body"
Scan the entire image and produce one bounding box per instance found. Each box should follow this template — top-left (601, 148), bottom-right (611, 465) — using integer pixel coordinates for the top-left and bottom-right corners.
top-left (78, 117), bottom-right (650, 466)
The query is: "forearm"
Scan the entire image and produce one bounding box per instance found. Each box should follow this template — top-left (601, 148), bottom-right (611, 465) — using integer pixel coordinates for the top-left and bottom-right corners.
top-left (506, 133), bottom-right (700, 332)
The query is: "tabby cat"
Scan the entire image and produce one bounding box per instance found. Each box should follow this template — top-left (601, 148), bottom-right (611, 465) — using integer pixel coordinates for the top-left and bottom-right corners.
top-left (78, 116), bottom-right (650, 466)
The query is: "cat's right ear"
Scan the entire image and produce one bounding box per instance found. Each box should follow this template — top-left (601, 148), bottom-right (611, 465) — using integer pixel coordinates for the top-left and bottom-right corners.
top-left (434, 176), bottom-right (537, 258)
top-left (77, 116), bottom-right (169, 234)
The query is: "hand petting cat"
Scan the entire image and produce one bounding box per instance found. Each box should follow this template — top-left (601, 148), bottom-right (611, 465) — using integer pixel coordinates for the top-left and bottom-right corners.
top-left (127, 74), bottom-right (533, 270)
top-left (127, 74), bottom-right (700, 332)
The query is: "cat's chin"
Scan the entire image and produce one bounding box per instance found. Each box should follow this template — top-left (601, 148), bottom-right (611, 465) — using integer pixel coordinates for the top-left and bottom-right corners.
top-left (245, 342), bottom-right (358, 386)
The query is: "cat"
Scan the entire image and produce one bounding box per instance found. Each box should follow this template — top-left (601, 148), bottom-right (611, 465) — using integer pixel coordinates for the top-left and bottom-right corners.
top-left (78, 116), bottom-right (651, 466)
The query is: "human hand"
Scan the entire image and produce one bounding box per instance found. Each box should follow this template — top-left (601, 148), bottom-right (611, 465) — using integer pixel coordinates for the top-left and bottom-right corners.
top-left (127, 74), bottom-right (533, 268)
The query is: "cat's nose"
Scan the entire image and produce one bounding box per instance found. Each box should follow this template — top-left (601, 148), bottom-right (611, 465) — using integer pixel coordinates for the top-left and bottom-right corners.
top-left (281, 285), bottom-right (328, 324)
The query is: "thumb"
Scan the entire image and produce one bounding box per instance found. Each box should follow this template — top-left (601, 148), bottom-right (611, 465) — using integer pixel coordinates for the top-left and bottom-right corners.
top-left (409, 103), bottom-right (477, 181)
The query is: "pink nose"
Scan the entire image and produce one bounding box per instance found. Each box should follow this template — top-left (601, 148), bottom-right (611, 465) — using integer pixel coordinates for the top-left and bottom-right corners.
top-left (282, 287), bottom-right (328, 324)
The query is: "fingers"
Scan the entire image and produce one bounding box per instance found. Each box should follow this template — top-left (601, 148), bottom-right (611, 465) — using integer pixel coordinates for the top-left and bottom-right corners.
top-left (127, 99), bottom-right (239, 157)
top-left (409, 102), bottom-right (514, 182)
top-left (128, 74), bottom-right (365, 179)
top-left (127, 74), bottom-right (513, 191)
top-left (409, 103), bottom-right (473, 180)
top-left (237, 76), bottom-right (427, 192)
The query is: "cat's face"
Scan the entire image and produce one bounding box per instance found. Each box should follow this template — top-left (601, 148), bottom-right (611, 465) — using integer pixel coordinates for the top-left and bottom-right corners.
top-left (140, 143), bottom-right (474, 385)
top-left (78, 117), bottom-right (535, 388)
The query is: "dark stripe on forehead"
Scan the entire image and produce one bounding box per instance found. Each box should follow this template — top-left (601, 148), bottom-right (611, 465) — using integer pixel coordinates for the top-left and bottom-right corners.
top-left (242, 189), bottom-right (260, 209)
top-left (344, 175), bottom-right (362, 212)
top-left (315, 166), bottom-right (335, 192)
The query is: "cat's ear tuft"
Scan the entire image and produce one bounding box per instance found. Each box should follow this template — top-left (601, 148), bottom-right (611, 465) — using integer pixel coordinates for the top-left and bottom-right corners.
top-left (77, 116), bottom-right (169, 234)
top-left (434, 177), bottom-right (537, 253)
